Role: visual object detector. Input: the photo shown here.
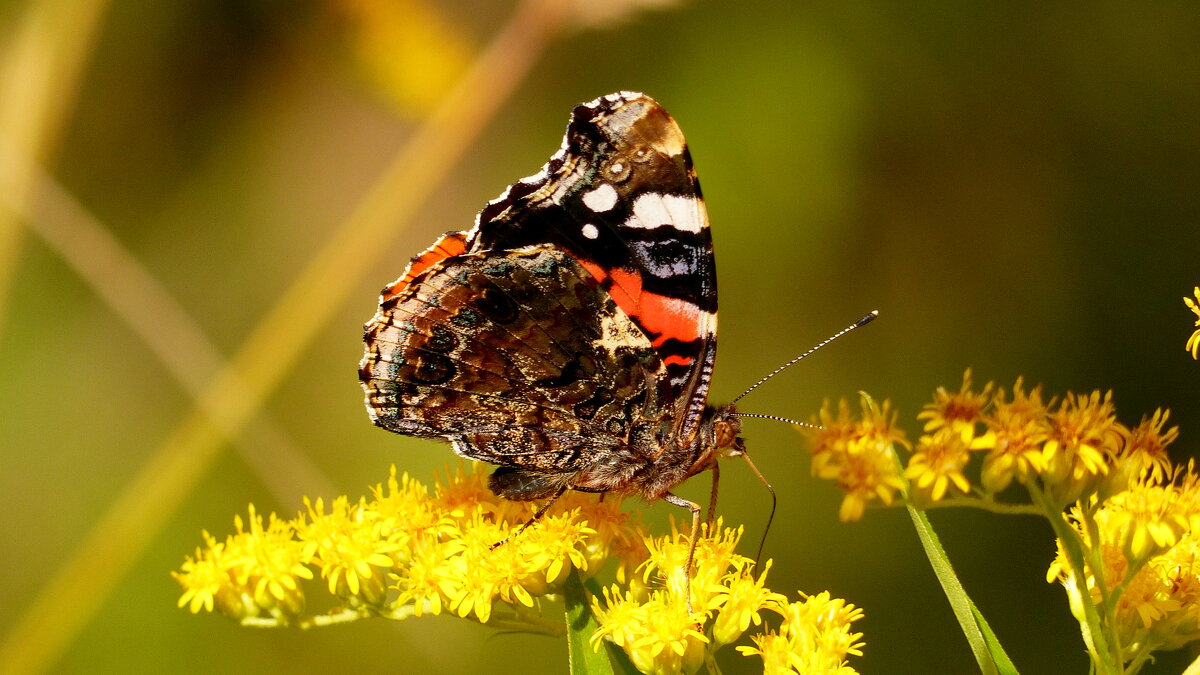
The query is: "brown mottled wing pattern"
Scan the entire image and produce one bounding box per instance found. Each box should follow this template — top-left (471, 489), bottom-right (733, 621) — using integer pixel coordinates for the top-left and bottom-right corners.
top-left (360, 245), bottom-right (670, 486)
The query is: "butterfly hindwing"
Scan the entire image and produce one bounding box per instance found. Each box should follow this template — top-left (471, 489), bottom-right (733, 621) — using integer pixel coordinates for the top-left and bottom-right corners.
top-left (361, 245), bottom-right (671, 489)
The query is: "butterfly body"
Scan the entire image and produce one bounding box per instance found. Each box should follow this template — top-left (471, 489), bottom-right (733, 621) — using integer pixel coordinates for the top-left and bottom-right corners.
top-left (360, 91), bottom-right (743, 508)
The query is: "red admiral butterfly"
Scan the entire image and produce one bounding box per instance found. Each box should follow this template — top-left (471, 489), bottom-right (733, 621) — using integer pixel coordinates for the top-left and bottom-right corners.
top-left (360, 91), bottom-right (744, 586)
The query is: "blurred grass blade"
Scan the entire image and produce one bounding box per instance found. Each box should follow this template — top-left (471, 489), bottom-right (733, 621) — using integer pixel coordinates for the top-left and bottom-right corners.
top-left (0, 0), bottom-right (110, 334)
top-left (0, 147), bottom-right (337, 502)
top-left (0, 0), bottom-right (572, 671)
top-left (908, 505), bottom-right (1017, 675)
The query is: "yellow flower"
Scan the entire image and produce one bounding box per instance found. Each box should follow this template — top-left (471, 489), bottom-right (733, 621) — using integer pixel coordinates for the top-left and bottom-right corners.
top-left (591, 588), bottom-right (708, 675)
top-left (176, 464), bottom-right (633, 629)
top-left (905, 426), bottom-right (973, 501)
top-left (638, 520), bottom-right (737, 613)
top-left (392, 533), bottom-right (460, 617)
top-left (296, 496), bottom-right (401, 607)
top-left (1041, 390), bottom-right (1128, 504)
top-left (432, 461), bottom-right (498, 518)
top-left (1113, 409), bottom-right (1179, 488)
top-left (568, 492), bottom-right (638, 578)
top-left (916, 369), bottom-right (992, 439)
top-left (512, 506), bottom-right (596, 591)
top-left (173, 505), bottom-right (315, 624)
top-left (806, 397), bottom-right (907, 521)
top-left (1149, 538), bottom-right (1200, 651)
top-left (174, 532), bottom-right (233, 615)
top-left (444, 510), bottom-right (538, 623)
top-left (368, 466), bottom-right (460, 568)
top-left (232, 506), bottom-right (315, 621)
top-left (973, 379), bottom-right (1051, 493)
top-left (1185, 287), bottom-right (1200, 359)
top-left (737, 632), bottom-right (806, 674)
top-left (178, 463), bottom-right (866, 670)
top-left (710, 561), bottom-right (786, 646)
top-left (592, 523), bottom-right (837, 672)
top-left (738, 591), bottom-right (865, 674)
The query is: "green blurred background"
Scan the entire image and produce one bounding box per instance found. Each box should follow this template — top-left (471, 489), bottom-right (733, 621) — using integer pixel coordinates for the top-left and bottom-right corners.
top-left (2, 0), bottom-right (1198, 672)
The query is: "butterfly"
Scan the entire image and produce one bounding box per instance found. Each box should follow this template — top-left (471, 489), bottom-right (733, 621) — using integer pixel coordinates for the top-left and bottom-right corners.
top-left (359, 92), bottom-right (746, 596)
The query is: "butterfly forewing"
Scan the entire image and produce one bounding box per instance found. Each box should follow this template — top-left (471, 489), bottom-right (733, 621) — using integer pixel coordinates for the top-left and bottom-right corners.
top-left (466, 93), bottom-right (718, 440)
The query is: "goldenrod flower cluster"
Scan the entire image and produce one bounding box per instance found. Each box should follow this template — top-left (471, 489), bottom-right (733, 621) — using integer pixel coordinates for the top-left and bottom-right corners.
top-left (807, 371), bottom-right (1178, 517)
top-left (804, 368), bottom-right (1198, 671)
top-left (175, 463), bottom-right (865, 673)
top-left (1047, 468), bottom-right (1200, 666)
top-left (175, 464), bottom-right (618, 629)
top-left (591, 524), bottom-right (863, 674)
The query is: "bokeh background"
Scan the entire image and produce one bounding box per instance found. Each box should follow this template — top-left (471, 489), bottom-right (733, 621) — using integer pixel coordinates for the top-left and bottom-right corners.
top-left (2, 0), bottom-right (1198, 672)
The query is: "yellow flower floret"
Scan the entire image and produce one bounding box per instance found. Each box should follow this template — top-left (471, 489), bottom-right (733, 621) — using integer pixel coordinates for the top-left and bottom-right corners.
top-left (905, 426), bottom-right (973, 502)
top-left (710, 561), bottom-right (787, 646)
top-left (1114, 409), bottom-right (1179, 488)
top-left (591, 588), bottom-right (708, 675)
top-left (972, 379), bottom-right (1050, 493)
top-left (916, 369), bottom-right (992, 438)
top-left (173, 505), bottom-right (314, 624)
top-left (806, 396), bottom-right (907, 521)
top-left (737, 591), bottom-right (864, 674)
top-left (297, 496), bottom-right (401, 607)
top-left (591, 523), bottom-right (864, 673)
top-left (1185, 287), bottom-right (1200, 359)
top-left (1041, 390), bottom-right (1128, 504)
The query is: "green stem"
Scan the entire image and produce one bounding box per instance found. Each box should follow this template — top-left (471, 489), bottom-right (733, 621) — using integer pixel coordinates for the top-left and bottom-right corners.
top-left (1027, 483), bottom-right (1119, 675)
top-left (908, 497), bottom-right (1042, 516)
top-left (1077, 506), bottom-right (1126, 669)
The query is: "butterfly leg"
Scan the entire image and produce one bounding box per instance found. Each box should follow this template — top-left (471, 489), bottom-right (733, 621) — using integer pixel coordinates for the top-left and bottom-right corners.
top-left (661, 491), bottom-right (702, 616)
top-left (489, 484), bottom-right (570, 550)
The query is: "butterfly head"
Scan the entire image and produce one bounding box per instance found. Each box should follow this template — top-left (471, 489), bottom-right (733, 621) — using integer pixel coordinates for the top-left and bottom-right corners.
top-left (711, 405), bottom-right (745, 458)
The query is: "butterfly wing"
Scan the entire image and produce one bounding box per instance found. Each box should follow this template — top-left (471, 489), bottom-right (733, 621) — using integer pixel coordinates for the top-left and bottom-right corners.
top-left (464, 92), bottom-right (718, 442)
top-left (361, 92), bottom-right (719, 498)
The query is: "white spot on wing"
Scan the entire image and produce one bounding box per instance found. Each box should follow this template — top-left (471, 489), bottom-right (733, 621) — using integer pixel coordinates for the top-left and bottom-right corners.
top-left (582, 183), bottom-right (618, 212)
top-left (581, 223), bottom-right (599, 239)
top-left (625, 193), bottom-right (704, 233)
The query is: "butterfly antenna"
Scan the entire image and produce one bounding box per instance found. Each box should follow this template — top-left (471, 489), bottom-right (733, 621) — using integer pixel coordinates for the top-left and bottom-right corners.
top-left (731, 310), bottom-right (878, 405)
top-left (736, 412), bottom-right (822, 429)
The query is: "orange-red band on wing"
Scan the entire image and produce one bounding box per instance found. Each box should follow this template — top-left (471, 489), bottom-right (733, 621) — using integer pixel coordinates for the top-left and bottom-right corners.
top-left (383, 232), bottom-right (468, 301)
top-left (579, 259), bottom-right (705, 348)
